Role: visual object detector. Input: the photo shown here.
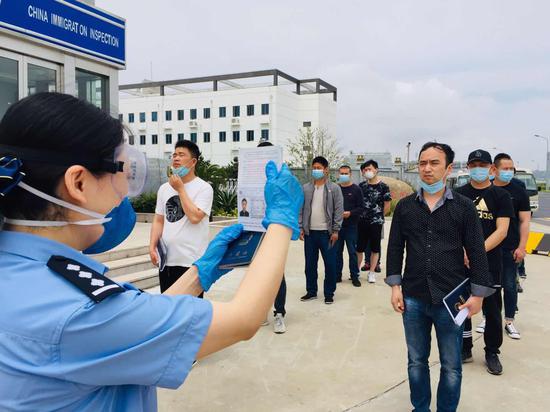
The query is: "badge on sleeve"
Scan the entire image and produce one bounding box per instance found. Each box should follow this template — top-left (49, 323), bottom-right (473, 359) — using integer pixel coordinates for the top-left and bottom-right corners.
top-left (47, 255), bottom-right (125, 303)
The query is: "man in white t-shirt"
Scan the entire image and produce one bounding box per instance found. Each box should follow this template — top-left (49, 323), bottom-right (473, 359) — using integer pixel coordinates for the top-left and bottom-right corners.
top-left (149, 140), bottom-right (214, 293)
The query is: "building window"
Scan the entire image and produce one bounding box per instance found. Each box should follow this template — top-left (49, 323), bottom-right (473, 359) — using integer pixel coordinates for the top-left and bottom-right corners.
top-left (152, 111), bottom-right (158, 122)
top-left (261, 103), bottom-right (269, 115)
top-left (246, 105), bottom-right (254, 116)
top-left (118, 114), bottom-right (123, 122)
top-left (140, 135), bottom-right (146, 145)
top-left (191, 133), bottom-right (197, 143)
top-left (190, 109), bottom-right (197, 119)
top-left (165, 110), bottom-right (172, 121)
top-left (128, 113), bottom-right (135, 123)
top-left (152, 134), bottom-right (158, 145)
top-left (203, 108), bottom-right (210, 119)
top-left (203, 132), bottom-right (210, 143)
top-left (219, 106), bottom-right (226, 118)
top-left (247, 130), bottom-right (254, 141)
top-left (75, 68), bottom-right (108, 110)
top-left (139, 112), bottom-right (146, 123)
top-left (166, 134), bottom-right (172, 144)
top-left (177, 133), bottom-right (184, 141)
top-left (232, 105), bottom-right (240, 117)
top-left (261, 129), bottom-right (269, 140)
top-left (177, 110), bottom-right (184, 120)
top-left (232, 131), bottom-right (240, 142)
top-left (303, 121), bottom-right (312, 127)
top-left (128, 135), bottom-right (135, 145)
top-left (219, 131), bottom-right (226, 142)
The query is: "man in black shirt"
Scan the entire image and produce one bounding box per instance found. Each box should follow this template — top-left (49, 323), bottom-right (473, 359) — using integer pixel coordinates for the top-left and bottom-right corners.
top-left (336, 165), bottom-right (364, 287)
top-left (386, 142), bottom-right (493, 412)
top-left (456, 149), bottom-right (513, 375)
top-left (493, 153), bottom-right (531, 340)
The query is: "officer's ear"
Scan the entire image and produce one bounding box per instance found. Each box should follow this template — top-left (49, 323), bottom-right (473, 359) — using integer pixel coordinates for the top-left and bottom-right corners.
top-left (60, 165), bottom-right (95, 205)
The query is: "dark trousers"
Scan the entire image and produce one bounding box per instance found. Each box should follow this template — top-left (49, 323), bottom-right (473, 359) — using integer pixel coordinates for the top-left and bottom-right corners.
top-left (159, 265), bottom-right (204, 298)
top-left (304, 230), bottom-right (337, 298)
top-left (502, 249), bottom-right (518, 320)
top-left (274, 276), bottom-right (287, 316)
top-left (335, 224), bottom-right (359, 280)
top-left (462, 287), bottom-right (503, 355)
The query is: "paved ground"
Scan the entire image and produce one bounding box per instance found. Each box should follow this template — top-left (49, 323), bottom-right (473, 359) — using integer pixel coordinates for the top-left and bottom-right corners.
top-left (132, 221), bottom-right (550, 412)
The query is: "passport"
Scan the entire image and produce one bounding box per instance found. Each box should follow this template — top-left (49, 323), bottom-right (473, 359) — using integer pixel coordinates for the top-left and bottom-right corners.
top-left (218, 231), bottom-right (265, 270)
top-left (443, 278), bottom-right (471, 326)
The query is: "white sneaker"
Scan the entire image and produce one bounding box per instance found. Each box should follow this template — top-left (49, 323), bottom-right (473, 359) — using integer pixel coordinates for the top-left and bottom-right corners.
top-left (261, 318), bottom-right (270, 326)
top-left (367, 272), bottom-right (376, 283)
top-left (505, 322), bottom-right (521, 339)
top-left (273, 313), bottom-right (286, 334)
top-left (476, 318), bottom-right (486, 333)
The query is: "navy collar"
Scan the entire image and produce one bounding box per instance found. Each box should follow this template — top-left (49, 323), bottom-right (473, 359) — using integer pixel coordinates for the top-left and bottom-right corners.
top-left (0, 230), bottom-right (108, 274)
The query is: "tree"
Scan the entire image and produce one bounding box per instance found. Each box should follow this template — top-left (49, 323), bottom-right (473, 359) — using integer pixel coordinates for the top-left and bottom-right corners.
top-left (286, 127), bottom-right (343, 169)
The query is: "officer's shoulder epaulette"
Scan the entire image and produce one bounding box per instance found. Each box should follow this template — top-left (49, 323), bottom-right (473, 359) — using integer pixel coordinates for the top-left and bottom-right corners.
top-left (47, 255), bottom-right (125, 303)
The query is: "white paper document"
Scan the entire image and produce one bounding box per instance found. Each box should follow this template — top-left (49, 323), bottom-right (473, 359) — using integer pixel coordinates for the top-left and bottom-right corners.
top-left (237, 146), bottom-right (283, 232)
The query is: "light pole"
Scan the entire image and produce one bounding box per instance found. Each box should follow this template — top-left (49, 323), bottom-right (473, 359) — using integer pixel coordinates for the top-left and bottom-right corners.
top-left (406, 141), bottom-right (411, 171)
top-left (534, 134), bottom-right (549, 190)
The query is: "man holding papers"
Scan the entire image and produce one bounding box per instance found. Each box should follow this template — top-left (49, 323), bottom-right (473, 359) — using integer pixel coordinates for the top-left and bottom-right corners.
top-left (456, 149), bottom-right (513, 375)
top-left (385, 142), bottom-right (493, 412)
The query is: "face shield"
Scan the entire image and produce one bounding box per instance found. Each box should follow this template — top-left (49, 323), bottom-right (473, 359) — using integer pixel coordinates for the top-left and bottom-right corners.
top-left (113, 144), bottom-right (147, 197)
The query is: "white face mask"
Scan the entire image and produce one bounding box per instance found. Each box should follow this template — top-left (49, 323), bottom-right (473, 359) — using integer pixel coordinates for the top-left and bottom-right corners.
top-left (364, 171), bottom-right (375, 180)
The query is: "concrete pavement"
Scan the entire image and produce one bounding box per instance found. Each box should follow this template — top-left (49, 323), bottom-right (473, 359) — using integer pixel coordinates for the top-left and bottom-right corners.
top-left (135, 221), bottom-right (550, 412)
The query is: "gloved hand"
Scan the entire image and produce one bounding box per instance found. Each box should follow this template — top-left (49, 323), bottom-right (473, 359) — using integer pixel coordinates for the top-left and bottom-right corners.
top-left (261, 161), bottom-right (304, 240)
top-left (193, 224), bottom-right (243, 292)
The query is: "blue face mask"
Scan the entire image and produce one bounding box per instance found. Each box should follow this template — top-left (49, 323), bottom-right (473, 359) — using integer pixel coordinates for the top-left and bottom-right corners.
top-left (83, 198), bottom-right (137, 254)
top-left (470, 167), bottom-right (491, 182)
top-left (338, 175), bottom-right (350, 184)
top-left (312, 170), bottom-right (325, 180)
top-left (419, 179), bottom-right (445, 194)
top-left (172, 166), bottom-right (190, 178)
top-left (497, 170), bottom-right (514, 183)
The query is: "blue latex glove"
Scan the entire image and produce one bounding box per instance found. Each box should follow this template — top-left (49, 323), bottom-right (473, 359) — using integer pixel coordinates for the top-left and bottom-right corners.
top-left (261, 161), bottom-right (304, 240)
top-left (193, 224), bottom-right (244, 292)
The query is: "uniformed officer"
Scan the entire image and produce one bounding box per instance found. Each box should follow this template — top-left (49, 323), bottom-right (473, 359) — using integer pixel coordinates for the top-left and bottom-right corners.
top-left (0, 92), bottom-right (304, 411)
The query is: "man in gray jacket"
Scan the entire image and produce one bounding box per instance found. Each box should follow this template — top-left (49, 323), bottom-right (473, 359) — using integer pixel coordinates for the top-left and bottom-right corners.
top-left (299, 156), bottom-right (344, 304)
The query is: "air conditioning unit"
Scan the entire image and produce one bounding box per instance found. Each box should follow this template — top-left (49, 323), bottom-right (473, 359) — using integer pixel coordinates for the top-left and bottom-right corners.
top-left (231, 118), bottom-right (240, 125)
top-left (163, 122), bottom-right (173, 130)
top-left (189, 121), bottom-right (198, 128)
top-left (260, 116), bottom-right (270, 125)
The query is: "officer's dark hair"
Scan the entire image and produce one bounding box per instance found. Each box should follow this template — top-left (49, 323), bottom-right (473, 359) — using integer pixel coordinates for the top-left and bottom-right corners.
top-left (360, 160), bottom-right (379, 170)
top-left (242, 198), bottom-right (247, 203)
top-left (257, 141), bottom-right (273, 147)
top-left (0, 92), bottom-right (123, 223)
top-left (312, 156), bottom-right (329, 168)
top-left (419, 141), bottom-right (455, 167)
top-left (494, 152), bottom-right (512, 167)
top-left (175, 140), bottom-right (201, 160)
top-left (339, 165), bottom-right (352, 172)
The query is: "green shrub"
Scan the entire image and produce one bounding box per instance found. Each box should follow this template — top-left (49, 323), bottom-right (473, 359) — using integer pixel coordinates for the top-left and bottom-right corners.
top-left (214, 187), bottom-right (237, 214)
top-left (131, 192), bottom-right (157, 213)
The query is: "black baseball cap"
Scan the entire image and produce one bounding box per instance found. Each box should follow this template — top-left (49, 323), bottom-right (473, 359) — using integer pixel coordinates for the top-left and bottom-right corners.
top-left (467, 149), bottom-right (492, 164)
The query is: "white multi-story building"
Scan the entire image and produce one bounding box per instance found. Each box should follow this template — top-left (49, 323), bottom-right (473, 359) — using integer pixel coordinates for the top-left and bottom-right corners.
top-left (119, 70), bottom-right (337, 165)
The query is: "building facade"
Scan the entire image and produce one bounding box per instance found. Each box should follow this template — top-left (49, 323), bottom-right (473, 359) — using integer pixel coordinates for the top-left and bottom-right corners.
top-left (119, 70), bottom-right (337, 165)
top-left (0, 0), bottom-right (125, 119)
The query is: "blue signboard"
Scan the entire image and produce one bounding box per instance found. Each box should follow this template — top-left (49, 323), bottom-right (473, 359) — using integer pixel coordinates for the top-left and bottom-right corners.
top-left (0, 0), bottom-right (125, 67)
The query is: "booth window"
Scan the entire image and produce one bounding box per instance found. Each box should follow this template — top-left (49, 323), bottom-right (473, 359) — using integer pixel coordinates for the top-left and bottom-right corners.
top-left (27, 64), bottom-right (56, 96)
top-left (76, 68), bottom-right (108, 110)
top-left (0, 56), bottom-right (18, 119)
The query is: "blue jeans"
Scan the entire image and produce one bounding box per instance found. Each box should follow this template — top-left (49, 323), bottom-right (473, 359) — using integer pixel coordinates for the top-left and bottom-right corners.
top-left (335, 225), bottom-right (359, 280)
top-left (304, 230), bottom-right (337, 298)
top-left (403, 297), bottom-right (464, 412)
top-left (502, 249), bottom-right (518, 320)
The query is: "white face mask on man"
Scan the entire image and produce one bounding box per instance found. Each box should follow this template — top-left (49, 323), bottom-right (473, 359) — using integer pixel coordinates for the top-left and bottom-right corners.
top-left (364, 171), bottom-right (375, 180)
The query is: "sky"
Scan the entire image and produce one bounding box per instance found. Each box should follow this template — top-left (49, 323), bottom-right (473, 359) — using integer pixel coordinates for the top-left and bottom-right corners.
top-left (100, 0), bottom-right (550, 169)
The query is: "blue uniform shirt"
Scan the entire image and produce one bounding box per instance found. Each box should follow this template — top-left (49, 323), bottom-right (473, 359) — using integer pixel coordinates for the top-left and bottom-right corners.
top-left (0, 230), bottom-right (212, 411)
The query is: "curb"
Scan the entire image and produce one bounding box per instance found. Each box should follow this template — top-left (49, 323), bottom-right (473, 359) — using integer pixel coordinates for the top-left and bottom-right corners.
top-left (526, 232), bottom-right (550, 256)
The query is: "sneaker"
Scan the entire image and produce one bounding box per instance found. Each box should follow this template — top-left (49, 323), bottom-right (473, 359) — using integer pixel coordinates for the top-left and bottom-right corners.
top-left (300, 293), bottom-right (317, 301)
top-left (462, 351), bottom-right (473, 364)
top-left (361, 264), bottom-right (369, 272)
top-left (476, 318), bottom-right (486, 333)
top-left (324, 296), bottom-right (334, 304)
top-left (367, 272), bottom-right (376, 283)
top-left (374, 263), bottom-right (381, 273)
top-left (485, 352), bottom-right (503, 375)
top-left (273, 313), bottom-right (286, 334)
top-left (505, 322), bottom-right (521, 339)
top-left (261, 318), bottom-right (270, 326)
top-left (352, 278), bottom-right (362, 287)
